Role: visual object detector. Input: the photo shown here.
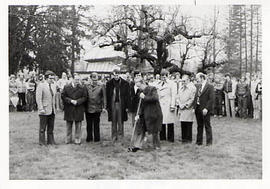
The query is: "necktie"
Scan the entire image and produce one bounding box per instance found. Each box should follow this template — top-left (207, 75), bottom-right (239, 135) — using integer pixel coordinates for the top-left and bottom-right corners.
top-left (114, 80), bottom-right (120, 102)
top-left (162, 81), bottom-right (165, 86)
top-left (49, 83), bottom-right (54, 114)
top-left (49, 83), bottom-right (54, 97)
top-left (197, 85), bottom-right (202, 105)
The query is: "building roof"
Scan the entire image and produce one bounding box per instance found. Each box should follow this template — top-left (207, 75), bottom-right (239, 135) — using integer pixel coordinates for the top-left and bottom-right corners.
top-left (82, 46), bottom-right (125, 61)
top-left (85, 62), bottom-right (120, 73)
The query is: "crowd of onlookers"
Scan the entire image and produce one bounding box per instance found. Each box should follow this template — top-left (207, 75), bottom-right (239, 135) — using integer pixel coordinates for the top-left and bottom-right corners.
top-left (9, 69), bottom-right (262, 121)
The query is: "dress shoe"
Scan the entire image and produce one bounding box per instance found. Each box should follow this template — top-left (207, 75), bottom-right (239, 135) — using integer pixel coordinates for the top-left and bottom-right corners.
top-left (127, 147), bottom-right (140, 152)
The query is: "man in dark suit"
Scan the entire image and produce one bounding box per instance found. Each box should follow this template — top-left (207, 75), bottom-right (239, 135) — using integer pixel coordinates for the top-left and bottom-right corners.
top-left (62, 74), bottom-right (87, 144)
top-left (194, 72), bottom-right (214, 146)
top-left (106, 69), bottom-right (130, 142)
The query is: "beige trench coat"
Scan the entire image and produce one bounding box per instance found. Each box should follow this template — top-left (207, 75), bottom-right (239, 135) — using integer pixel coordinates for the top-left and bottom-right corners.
top-left (156, 79), bottom-right (177, 124)
top-left (176, 82), bottom-right (196, 122)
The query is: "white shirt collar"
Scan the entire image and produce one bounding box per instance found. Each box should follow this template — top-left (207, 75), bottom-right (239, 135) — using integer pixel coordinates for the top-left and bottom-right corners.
top-left (134, 85), bottom-right (138, 92)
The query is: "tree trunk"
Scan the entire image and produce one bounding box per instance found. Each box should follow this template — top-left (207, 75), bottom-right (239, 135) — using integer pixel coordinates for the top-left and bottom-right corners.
top-left (250, 5), bottom-right (254, 77)
top-left (228, 5), bottom-right (232, 64)
top-left (255, 6), bottom-right (259, 73)
top-left (244, 6), bottom-right (248, 74)
top-left (239, 7), bottom-right (243, 77)
top-left (212, 5), bottom-right (217, 77)
top-left (124, 6), bottom-right (129, 65)
top-left (71, 5), bottom-right (76, 76)
top-left (137, 5), bottom-right (145, 68)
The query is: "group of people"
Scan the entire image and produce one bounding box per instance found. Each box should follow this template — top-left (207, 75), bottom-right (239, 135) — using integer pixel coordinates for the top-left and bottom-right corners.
top-left (211, 72), bottom-right (262, 120)
top-left (9, 68), bottom-right (262, 152)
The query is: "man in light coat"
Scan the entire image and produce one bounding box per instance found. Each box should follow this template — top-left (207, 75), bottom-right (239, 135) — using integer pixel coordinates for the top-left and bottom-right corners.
top-left (176, 74), bottom-right (196, 143)
top-left (156, 69), bottom-right (176, 142)
top-left (36, 70), bottom-right (57, 145)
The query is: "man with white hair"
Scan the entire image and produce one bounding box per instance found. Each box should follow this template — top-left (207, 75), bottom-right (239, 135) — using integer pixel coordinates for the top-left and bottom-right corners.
top-left (194, 72), bottom-right (214, 146)
top-left (62, 74), bottom-right (87, 144)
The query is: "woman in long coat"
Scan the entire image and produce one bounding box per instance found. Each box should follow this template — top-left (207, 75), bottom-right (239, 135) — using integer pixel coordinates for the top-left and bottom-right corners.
top-left (176, 74), bottom-right (196, 143)
top-left (156, 69), bottom-right (177, 142)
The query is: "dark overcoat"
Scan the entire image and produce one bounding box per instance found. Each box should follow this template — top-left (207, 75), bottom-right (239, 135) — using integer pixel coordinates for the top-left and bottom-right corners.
top-left (61, 83), bottom-right (87, 121)
top-left (106, 78), bottom-right (130, 122)
top-left (139, 86), bottom-right (163, 134)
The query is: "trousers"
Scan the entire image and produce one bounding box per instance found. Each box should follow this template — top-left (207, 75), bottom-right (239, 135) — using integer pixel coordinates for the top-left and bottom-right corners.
top-left (111, 102), bottom-right (124, 141)
top-left (238, 95), bottom-right (248, 118)
top-left (85, 112), bottom-right (101, 142)
top-left (39, 113), bottom-right (55, 145)
top-left (66, 121), bottom-right (82, 144)
top-left (160, 123), bottom-right (174, 142)
top-left (181, 121), bottom-right (193, 142)
top-left (195, 106), bottom-right (212, 145)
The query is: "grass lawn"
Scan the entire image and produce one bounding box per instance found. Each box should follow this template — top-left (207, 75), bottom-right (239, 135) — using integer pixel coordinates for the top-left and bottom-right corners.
top-left (9, 111), bottom-right (262, 179)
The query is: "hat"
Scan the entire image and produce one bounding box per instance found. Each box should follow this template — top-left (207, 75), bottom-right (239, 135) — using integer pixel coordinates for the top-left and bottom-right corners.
top-left (44, 70), bottom-right (55, 76)
top-left (160, 69), bottom-right (169, 76)
top-left (112, 69), bottom-right (120, 74)
top-left (91, 72), bottom-right (98, 80)
top-left (174, 72), bottom-right (180, 76)
top-left (225, 73), bottom-right (231, 78)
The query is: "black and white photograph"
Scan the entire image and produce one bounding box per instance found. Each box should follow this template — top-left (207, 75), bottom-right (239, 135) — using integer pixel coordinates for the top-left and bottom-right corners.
top-left (1, 0), bottom-right (269, 188)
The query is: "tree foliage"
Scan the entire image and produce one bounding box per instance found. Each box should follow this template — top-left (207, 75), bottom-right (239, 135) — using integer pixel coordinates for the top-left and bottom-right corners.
top-left (9, 5), bottom-right (92, 76)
